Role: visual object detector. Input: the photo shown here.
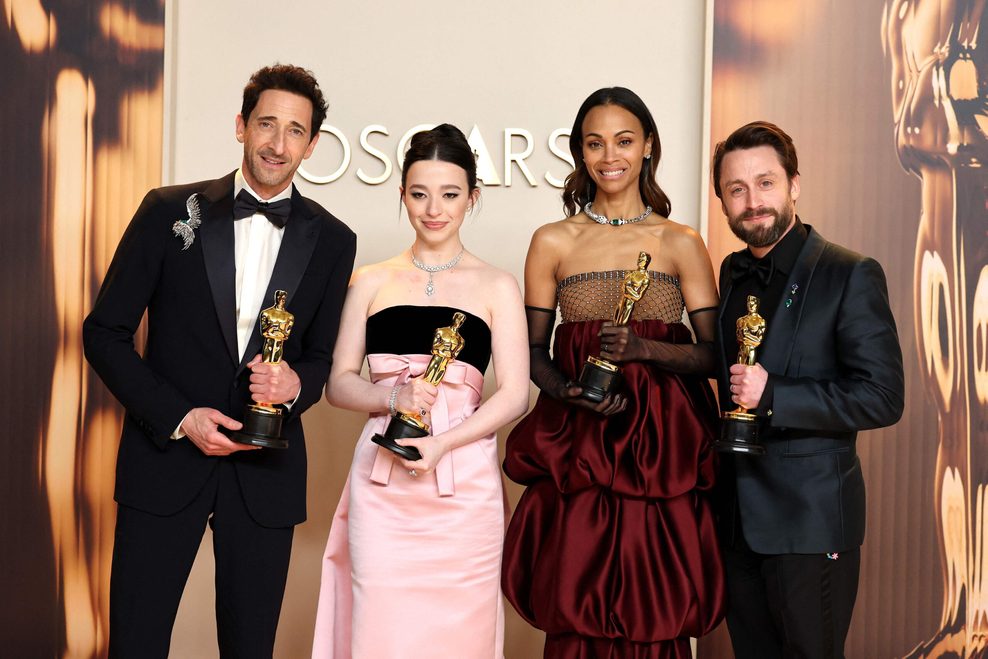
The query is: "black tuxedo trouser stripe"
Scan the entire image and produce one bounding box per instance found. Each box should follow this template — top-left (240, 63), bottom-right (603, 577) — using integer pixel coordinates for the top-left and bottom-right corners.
top-left (108, 460), bottom-right (293, 659)
top-left (723, 541), bottom-right (860, 659)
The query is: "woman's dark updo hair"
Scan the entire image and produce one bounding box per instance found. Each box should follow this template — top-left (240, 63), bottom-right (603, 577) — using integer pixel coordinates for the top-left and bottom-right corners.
top-left (401, 123), bottom-right (478, 191)
top-left (561, 87), bottom-right (671, 218)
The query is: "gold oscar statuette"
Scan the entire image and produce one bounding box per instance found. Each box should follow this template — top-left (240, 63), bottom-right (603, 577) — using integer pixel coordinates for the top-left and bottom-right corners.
top-left (231, 290), bottom-right (294, 449)
top-left (715, 294), bottom-right (767, 455)
top-left (372, 311), bottom-right (467, 461)
top-left (577, 251), bottom-right (652, 403)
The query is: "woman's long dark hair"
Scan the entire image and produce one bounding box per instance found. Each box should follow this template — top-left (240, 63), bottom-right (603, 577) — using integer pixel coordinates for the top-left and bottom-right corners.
top-left (561, 87), bottom-right (671, 218)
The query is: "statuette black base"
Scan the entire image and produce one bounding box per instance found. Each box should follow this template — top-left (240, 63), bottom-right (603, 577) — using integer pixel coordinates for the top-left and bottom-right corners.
top-left (716, 411), bottom-right (764, 455)
top-left (231, 405), bottom-right (287, 449)
top-left (578, 357), bottom-right (621, 404)
top-left (372, 414), bottom-right (427, 461)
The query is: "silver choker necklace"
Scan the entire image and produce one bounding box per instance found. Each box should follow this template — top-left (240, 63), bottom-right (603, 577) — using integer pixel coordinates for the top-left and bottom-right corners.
top-left (584, 202), bottom-right (653, 226)
top-left (411, 248), bottom-right (464, 296)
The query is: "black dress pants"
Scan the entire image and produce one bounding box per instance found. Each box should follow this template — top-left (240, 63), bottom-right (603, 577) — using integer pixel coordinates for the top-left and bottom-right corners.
top-left (723, 535), bottom-right (860, 659)
top-left (108, 460), bottom-right (294, 659)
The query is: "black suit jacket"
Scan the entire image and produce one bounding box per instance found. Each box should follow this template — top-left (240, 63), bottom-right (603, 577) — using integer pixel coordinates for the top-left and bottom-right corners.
top-left (715, 225), bottom-right (904, 554)
top-left (83, 171), bottom-right (355, 528)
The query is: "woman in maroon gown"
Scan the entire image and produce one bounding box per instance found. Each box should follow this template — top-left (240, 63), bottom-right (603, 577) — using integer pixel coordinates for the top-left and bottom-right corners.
top-left (502, 88), bottom-right (726, 658)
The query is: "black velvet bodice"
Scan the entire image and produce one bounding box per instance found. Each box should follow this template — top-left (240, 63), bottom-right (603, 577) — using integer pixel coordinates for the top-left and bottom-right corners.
top-left (366, 305), bottom-right (492, 373)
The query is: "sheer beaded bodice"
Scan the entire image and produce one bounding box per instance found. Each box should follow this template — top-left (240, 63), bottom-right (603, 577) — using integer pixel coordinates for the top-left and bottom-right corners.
top-left (557, 271), bottom-right (684, 323)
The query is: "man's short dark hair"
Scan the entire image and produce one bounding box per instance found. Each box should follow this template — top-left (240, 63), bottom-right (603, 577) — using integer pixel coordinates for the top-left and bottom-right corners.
top-left (712, 121), bottom-right (799, 199)
top-left (241, 64), bottom-right (328, 141)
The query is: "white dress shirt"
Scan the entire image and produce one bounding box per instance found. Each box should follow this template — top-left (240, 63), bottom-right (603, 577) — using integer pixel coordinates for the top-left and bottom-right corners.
top-left (233, 170), bottom-right (290, 359)
top-left (172, 171), bottom-right (295, 439)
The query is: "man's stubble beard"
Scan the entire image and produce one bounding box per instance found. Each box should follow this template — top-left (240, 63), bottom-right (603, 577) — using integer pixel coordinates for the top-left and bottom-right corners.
top-left (728, 199), bottom-right (795, 249)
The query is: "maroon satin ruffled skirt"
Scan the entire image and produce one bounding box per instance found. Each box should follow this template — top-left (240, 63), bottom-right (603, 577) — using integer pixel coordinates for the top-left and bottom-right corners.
top-left (502, 319), bottom-right (726, 658)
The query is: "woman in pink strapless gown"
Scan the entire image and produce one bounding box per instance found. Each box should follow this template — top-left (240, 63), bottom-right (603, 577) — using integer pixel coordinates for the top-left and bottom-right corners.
top-left (311, 125), bottom-right (529, 659)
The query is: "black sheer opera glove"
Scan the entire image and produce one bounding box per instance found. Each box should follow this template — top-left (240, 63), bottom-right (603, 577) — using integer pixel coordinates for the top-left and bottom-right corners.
top-left (597, 306), bottom-right (718, 377)
top-left (527, 305), bottom-right (627, 415)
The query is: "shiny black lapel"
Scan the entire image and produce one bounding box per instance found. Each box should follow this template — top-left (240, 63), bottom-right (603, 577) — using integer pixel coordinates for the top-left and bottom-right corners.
top-left (235, 185), bottom-right (322, 375)
top-left (717, 256), bottom-right (736, 389)
top-left (758, 226), bottom-right (826, 375)
top-left (197, 171), bottom-right (239, 367)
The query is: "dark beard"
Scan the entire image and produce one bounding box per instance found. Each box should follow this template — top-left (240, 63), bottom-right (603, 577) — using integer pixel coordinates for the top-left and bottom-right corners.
top-left (727, 202), bottom-right (794, 248)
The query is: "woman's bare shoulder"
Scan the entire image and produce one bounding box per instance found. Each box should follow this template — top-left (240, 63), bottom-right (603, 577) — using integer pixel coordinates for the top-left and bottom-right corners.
top-left (532, 215), bottom-right (583, 241)
top-left (528, 217), bottom-right (588, 260)
top-left (652, 217), bottom-right (705, 248)
top-left (463, 255), bottom-right (520, 291)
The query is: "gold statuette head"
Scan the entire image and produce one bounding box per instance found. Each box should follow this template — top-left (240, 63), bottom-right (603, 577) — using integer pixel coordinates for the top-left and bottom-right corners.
top-left (260, 289), bottom-right (294, 364)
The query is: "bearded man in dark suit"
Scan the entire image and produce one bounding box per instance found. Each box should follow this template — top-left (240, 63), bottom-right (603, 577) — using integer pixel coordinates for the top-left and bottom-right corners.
top-left (83, 64), bottom-right (355, 658)
top-left (712, 121), bottom-right (904, 659)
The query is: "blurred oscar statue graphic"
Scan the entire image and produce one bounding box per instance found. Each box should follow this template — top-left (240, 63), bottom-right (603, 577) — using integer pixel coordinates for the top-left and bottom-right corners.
top-left (885, 1), bottom-right (988, 654)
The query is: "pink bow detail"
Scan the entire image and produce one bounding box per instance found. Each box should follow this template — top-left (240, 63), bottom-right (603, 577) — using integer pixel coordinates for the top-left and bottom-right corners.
top-left (366, 353), bottom-right (484, 497)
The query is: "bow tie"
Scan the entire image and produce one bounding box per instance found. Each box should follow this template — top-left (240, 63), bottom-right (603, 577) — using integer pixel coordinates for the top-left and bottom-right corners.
top-left (233, 189), bottom-right (291, 228)
top-left (730, 250), bottom-right (775, 286)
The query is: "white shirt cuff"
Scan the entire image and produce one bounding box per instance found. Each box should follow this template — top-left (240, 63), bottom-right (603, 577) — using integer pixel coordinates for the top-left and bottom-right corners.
top-left (171, 410), bottom-right (193, 440)
top-left (283, 385), bottom-right (302, 411)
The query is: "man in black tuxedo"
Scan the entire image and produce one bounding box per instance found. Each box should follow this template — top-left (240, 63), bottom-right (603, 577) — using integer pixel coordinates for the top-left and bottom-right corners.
top-left (711, 121), bottom-right (904, 659)
top-left (83, 64), bottom-right (355, 658)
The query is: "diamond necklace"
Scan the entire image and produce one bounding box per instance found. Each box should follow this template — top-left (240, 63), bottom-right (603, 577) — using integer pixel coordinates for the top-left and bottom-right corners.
top-left (411, 248), bottom-right (464, 296)
top-left (584, 202), bottom-right (653, 226)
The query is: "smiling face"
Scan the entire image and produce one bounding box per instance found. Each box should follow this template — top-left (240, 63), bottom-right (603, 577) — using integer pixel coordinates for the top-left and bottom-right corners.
top-left (400, 159), bottom-right (478, 242)
top-left (718, 144), bottom-right (800, 254)
top-left (580, 104), bottom-right (652, 197)
top-left (236, 89), bottom-right (319, 199)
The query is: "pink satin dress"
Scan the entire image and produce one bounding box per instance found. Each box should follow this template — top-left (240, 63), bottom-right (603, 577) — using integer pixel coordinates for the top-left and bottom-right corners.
top-left (312, 306), bottom-right (504, 658)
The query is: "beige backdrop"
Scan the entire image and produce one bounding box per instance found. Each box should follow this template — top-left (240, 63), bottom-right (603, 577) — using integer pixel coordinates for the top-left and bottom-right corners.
top-left (163, 1), bottom-right (707, 657)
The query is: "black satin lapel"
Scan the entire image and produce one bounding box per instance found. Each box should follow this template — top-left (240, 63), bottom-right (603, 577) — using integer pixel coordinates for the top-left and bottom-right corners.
top-left (235, 202), bottom-right (321, 374)
top-left (717, 258), bottom-right (735, 390)
top-left (758, 230), bottom-right (826, 375)
top-left (198, 176), bottom-right (238, 367)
